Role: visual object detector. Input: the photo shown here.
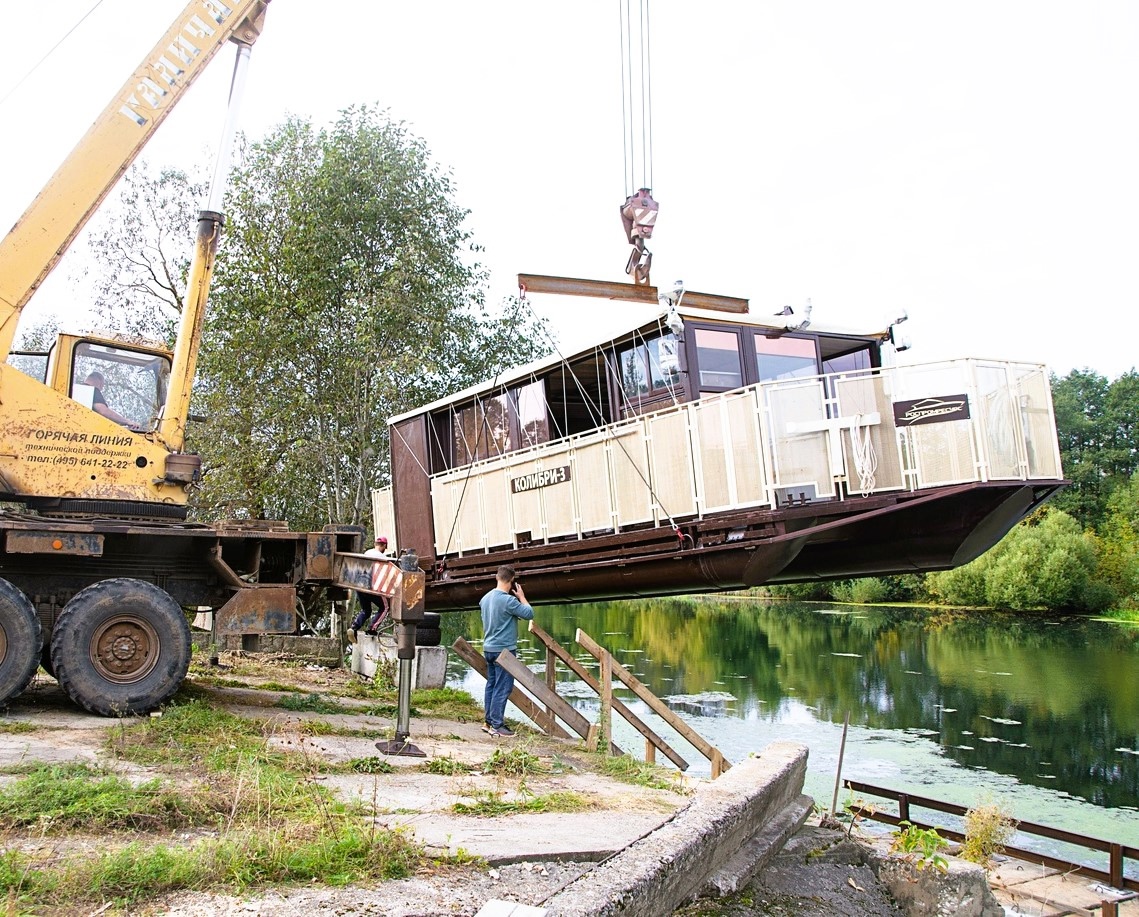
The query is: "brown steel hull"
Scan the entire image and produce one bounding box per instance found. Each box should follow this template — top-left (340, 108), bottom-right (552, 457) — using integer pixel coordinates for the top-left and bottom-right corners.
top-left (422, 480), bottom-right (1064, 611)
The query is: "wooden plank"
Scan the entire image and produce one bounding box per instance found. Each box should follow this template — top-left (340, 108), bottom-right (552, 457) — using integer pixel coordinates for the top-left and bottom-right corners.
top-left (493, 646), bottom-right (623, 756)
top-left (529, 621), bottom-right (688, 770)
top-left (576, 627), bottom-right (730, 774)
top-left (450, 638), bottom-right (572, 740)
top-left (600, 649), bottom-right (613, 754)
top-left (517, 273), bottom-right (750, 314)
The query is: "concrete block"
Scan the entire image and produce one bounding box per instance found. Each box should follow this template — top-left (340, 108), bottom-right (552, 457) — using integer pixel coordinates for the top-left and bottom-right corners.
top-left (703, 793), bottom-right (814, 896)
top-left (544, 741), bottom-right (809, 917)
top-left (875, 855), bottom-right (1004, 917)
top-left (414, 646), bottom-right (447, 689)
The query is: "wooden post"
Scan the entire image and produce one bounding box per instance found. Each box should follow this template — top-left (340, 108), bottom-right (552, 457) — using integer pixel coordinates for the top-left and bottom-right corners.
top-left (711, 749), bottom-right (725, 779)
top-left (545, 647), bottom-right (556, 725)
top-left (645, 739), bottom-right (656, 765)
top-left (600, 649), bottom-right (613, 755)
top-left (586, 723), bottom-right (600, 753)
top-left (576, 627), bottom-right (729, 774)
top-left (528, 621), bottom-right (688, 770)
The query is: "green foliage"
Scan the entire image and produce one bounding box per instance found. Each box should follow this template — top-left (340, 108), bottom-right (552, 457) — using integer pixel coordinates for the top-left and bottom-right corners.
top-left (423, 755), bottom-right (470, 776)
top-left (1051, 369), bottom-right (1139, 530)
top-left (0, 763), bottom-right (208, 832)
top-left (451, 790), bottom-right (586, 816)
top-left (889, 821), bottom-right (949, 872)
top-left (481, 747), bottom-right (545, 777)
top-left (346, 756), bottom-right (394, 774)
top-left (961, 803), bottom-right (1017, 864)
top-left (927, 508), bottom-right (1110, 611)
top-left (276, 693), bottom-right (351, 715)
top-left (0, 825), bottom-right (421, 908)
top-left (191, 107), bottom-right (553, 529)
top-left (597, 754), bottom-right (688, 793)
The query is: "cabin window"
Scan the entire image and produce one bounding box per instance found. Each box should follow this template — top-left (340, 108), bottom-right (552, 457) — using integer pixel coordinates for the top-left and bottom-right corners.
top-left (516, 380), bottom-right (550, 448)
top-left (618, 345), bottom-right (648, 398)
top-left (647, 334), bottom-right (681, 390)
top-left (451, 392), bottom-right (512, 465)
top-left (618, 332), bottom-right (680, 401)
top-left (71, 341), bottom-right (171, 430)
top-left (754, 334), bottom-right (818, 382)
top-left (694, 328), bottom-right (743, 391)
top-left (823, 346), bottom-right (873, 376)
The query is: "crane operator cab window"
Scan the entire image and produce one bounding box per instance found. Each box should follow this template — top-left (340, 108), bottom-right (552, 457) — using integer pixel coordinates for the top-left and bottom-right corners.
top-left (69, 341), bottom-right (171, 431)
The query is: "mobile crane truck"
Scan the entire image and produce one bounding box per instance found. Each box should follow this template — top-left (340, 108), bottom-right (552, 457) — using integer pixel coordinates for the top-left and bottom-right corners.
top-left (0, 0), bottom-right (365, 717)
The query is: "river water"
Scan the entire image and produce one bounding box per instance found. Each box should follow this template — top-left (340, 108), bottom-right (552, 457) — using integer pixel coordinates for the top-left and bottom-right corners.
top-left (445, 597), bottom-right (1139, 865)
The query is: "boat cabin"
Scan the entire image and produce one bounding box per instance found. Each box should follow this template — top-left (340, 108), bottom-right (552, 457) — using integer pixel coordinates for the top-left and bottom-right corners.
top-left (377, 278), bottom-right (1063, 611)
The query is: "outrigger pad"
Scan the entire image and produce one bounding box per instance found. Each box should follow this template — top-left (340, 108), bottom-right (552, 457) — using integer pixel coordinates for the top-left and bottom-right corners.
top-left (375, 739), bottom-right (426, 758)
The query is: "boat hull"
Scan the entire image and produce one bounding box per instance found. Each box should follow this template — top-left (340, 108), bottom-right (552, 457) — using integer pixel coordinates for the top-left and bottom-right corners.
top-left (422, 479), bottom-right (1063, 611)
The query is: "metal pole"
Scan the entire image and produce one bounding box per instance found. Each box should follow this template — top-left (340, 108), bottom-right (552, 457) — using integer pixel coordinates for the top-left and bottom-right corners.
top-left (831, 712), bottom-right (851, 817)
top-left (396, 657), bottom-right (413, 740)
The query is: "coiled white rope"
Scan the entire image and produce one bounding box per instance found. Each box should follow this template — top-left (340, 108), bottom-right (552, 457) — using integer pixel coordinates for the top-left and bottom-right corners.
top-left (849, 413), bottom-right (878, 496)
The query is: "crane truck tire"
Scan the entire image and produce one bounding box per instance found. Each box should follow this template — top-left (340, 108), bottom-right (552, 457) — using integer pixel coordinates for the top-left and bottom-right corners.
top-left (50, 578), bottom-right (191, 717)
top-left (0, 579), bottom-right (43, 705)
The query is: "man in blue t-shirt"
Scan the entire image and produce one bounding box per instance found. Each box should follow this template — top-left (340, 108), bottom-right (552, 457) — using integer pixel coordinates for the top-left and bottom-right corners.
top-left (479, 565), bottom-right (534, 737)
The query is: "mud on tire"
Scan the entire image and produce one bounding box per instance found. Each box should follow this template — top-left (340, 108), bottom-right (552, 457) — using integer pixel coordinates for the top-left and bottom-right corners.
top-left (50, 578), bottom-right (191, 717)
top-left (0, 578), bottom-right (43, 705)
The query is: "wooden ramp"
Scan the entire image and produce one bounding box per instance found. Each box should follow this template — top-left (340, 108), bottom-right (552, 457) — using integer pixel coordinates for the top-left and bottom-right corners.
top-left (452, 624), bottom-right (731, 778)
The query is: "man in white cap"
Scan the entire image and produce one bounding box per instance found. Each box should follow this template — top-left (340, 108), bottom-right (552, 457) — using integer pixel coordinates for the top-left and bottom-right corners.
top-left (347, 535), bottom-right (390, 643)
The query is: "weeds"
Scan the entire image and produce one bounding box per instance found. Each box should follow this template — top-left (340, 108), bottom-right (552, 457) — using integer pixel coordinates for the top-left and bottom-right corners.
top-left (481, 747), bottom-right (544, 777)
top-left (889, 821), bottom-right (949, 872)
top-left (451, 790), bottom-right (587, 816)
top-left (346, 757), bottom-right (394, 775)
top-left (276, 693), bottom-right (351, 715)
top-left (0, 825), bottom-right (421, 908)
top-left (424, 755), bottom-right (469, 776)
top-left (0, 721), bottom-right (36, 735)
top-left (597, 754), bottom-right (688, 794)
top-left (0, 698), bottom-right (430, 908)
top-left (961, 803), bottom-right (1018, 864)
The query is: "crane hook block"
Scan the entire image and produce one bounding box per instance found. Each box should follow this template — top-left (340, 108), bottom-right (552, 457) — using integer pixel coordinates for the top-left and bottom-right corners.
top-left (621, 188), bottom-right (659, 243)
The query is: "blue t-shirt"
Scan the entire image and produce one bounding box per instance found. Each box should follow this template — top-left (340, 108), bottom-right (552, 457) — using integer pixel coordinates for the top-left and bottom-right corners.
top-left (480, 588), bottom-right (534, 653)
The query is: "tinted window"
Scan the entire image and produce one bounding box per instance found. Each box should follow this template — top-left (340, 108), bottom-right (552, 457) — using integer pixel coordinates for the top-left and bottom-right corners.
top-left (694, 329), bottom-right (743, 390)
top-left (754, 334), bottom-right (817, 382)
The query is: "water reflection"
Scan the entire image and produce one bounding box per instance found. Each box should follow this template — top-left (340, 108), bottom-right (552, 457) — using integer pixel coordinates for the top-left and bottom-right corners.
top-left (444, 597), bottom-right (1139, 813)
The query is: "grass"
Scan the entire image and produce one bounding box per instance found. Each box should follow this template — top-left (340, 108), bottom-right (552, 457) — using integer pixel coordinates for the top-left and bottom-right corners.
top-left (451, 790), bottom-right (588, 816)
top-left (597, 753), bottom-right (689, 793)
top-left (0, 720), bottom-right (36, 734)
top-left (481, 747), bottom-right (545, 777)
top-left (275, 693), bottom-right (353, 715)
top-left (0, 824), bottom-right (421, 909)
top-left (0, 763), bottom-right (212, 832)
top-left (423, 755), bottom-right (469, 776)
top-left (0, 698), bottom-right (432, 909)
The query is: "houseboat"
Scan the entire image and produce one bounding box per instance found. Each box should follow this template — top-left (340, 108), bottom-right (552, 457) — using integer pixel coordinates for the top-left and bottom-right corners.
top-left (374, 275), bottom-right (1064, 611)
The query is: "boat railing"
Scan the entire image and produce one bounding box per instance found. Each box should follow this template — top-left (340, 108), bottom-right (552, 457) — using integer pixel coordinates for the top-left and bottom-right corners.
top-left (386, 358), bottom-right (1062, 557)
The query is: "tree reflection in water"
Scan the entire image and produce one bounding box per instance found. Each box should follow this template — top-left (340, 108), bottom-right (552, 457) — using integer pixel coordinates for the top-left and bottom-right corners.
top-left (445, 598), bottom-right (1139, 811)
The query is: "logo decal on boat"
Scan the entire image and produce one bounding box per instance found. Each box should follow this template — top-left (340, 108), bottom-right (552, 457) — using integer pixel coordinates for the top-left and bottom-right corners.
top-left (892, 395), bottom-right (971, 426)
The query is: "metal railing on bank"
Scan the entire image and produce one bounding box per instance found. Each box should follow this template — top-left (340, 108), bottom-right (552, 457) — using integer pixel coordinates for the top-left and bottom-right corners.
top-left (843, 779), bottom-right (1138, 893)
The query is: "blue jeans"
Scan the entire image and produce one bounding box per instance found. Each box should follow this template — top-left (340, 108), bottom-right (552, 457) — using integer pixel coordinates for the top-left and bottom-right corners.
top-left (483, 649), bottom-right (515, 728)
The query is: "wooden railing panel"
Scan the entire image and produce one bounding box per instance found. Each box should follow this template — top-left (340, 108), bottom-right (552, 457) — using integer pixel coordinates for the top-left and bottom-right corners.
top-left (529, 621), bottom-right (688, 771)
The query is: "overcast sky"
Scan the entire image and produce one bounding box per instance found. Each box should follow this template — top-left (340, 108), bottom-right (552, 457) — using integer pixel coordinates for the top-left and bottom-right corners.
top-left (1, 1), bottom-right (1136, 378)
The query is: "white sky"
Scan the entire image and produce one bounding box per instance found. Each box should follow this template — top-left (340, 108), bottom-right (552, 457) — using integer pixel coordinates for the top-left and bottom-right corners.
top-left (1, 1), bottom-right (1136, 378)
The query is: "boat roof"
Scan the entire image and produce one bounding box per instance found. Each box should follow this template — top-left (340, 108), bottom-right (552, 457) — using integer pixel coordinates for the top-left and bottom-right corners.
top-left (389, 297), bottom-right (892, 425)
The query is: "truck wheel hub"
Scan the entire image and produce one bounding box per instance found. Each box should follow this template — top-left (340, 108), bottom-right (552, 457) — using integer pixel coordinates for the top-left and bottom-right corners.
top-left (91, 616), bottom-right (159, 684)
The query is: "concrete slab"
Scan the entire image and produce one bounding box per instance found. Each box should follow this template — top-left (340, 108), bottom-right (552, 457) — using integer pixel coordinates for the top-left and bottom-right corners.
top-left (544, 741), bottom-right (809, 917)
top-left (376, 810), bottom-right (676, 863)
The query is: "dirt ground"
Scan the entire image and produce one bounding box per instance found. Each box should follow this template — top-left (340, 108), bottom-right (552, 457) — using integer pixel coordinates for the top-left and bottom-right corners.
top-left (0, 656), bottom-right (696, 915)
